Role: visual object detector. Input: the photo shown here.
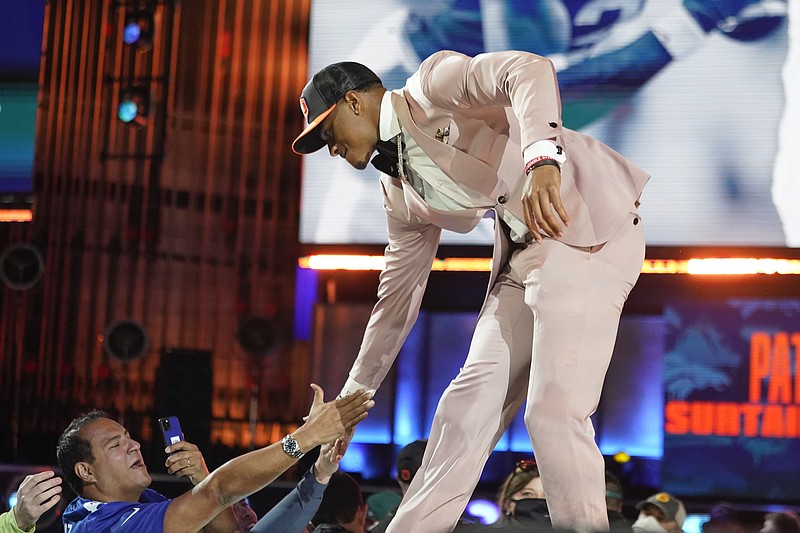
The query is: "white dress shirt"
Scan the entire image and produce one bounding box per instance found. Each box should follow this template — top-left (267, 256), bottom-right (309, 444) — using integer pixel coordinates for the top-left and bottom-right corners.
top-left (377, 90), bottom-right (565, 244)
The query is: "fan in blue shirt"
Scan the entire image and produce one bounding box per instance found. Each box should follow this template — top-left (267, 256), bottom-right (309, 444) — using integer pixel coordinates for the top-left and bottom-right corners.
top-left (56, 388), bottom-right (373, 533)
top-left (63, 487), bottom-right (171, 533)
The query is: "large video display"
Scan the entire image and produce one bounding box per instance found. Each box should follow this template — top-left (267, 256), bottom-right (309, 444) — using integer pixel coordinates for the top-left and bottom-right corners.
top-left (300, 0), bottom-right (797, 247)
top-left (0, 0), bottom-right (45, 198)
top-left (661, 297), bottom-right (800, 500)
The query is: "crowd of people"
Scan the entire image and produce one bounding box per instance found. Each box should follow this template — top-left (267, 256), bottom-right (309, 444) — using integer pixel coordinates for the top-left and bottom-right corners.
top-left (2, 428), bottom-right (799, 533)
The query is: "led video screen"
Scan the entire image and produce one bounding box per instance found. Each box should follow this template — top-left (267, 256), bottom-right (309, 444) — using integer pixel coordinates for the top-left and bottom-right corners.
top-left (300, 0), bottom-right (797, 247)
top-left (661, 298), bottom-right (800, 501)
top-left (0, 0), bottom-right (45, 199)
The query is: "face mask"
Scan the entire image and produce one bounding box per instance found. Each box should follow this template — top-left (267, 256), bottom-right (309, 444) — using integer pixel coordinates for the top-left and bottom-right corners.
top-left (632, 514), bottom-right (668, 533)
top-left (510, 498), bottom-right (550, 521)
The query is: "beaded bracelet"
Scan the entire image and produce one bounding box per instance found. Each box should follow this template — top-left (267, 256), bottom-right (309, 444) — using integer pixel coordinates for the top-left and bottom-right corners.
top-left (525, 157), bottom-right (560, 175)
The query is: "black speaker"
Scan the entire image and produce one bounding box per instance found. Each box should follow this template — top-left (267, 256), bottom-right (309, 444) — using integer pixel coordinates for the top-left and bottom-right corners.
top-left (154, 349), bottom-right (212, 453)
top-left (0, 243), bottom-right (44, 290)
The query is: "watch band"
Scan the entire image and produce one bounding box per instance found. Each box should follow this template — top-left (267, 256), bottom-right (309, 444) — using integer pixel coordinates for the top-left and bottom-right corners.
top-left (281, 434), bottom-right (305, 459)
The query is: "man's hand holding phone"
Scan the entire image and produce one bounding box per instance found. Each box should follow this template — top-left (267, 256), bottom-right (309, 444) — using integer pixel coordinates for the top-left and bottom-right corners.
top-left (160, 415), bottom-right (209, 485)
top-left (165, 440), bottom-right (210, 485)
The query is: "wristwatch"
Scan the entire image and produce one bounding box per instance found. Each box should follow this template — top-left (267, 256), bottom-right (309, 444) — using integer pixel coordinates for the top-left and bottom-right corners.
top-left (281, 434), bottom-right (305, 459)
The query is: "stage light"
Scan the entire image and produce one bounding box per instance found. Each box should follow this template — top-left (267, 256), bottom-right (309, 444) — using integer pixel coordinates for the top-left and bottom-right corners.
top-left (613, 451), bottom-right (631, 464)
top-left (0, 243), bottom-right (44, 290)
top-left (117, 86), bottom-right (150, 126)
top-left (466, 499), bottom-right (501, 525)
top-left (103, 319), bottom-right (149, 362)
top-left (299, 255), bottom-right (800, 275)
top-left (123, 10), bottom-right (154, 48)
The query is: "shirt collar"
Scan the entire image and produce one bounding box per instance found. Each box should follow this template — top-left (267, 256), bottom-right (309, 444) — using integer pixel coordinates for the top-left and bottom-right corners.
top-left (379, 89), bottom-right (402, 141)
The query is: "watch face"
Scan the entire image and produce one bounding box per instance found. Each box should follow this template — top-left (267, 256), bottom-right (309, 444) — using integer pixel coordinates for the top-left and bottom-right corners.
top-left (283, 435), bottom-right (302, 458)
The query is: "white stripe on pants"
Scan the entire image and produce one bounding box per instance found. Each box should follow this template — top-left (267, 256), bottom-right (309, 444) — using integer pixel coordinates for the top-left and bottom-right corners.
top-left (385, 212), bottom-right (645, 533)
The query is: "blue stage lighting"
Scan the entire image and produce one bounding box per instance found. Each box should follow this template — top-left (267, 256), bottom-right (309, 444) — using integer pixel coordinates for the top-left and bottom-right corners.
top-left (117, 100), bottom-right (138, 123)
top-left (123, 21), bottom-right (142, 45)
top-left (122, 10), bottom-right (154, 48)
top-left (117, 86), bottom-right (150, 126)
top-left (466, 499), bottom-right (501, 525)
top-left (7, 491), bottom-right (17, 511)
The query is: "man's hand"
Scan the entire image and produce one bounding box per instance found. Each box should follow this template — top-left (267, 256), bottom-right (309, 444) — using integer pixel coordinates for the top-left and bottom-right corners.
top-left (522, 164), bottom-right (569, 243)
top-left (165, 440), bottom-right (210, 486)
top-left (302, 384), bottom-right (372, 448)
top-left (12, 470), bottom-right (62, 531)
top-left (313, 426), bottom-right (353, 484)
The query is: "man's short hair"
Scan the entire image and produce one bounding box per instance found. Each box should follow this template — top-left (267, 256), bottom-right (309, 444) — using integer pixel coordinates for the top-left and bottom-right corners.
top-left (312, 471), bottom-right (364, 526)
top-left (764, 512), bottom-right (800, 533)
top-left (605, 471), bottom-right (624, 506)
top-left (56, 409), bottom-right (109, 494)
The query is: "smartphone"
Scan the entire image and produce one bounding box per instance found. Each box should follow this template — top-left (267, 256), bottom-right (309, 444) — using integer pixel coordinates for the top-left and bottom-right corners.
top-left (158, 416), bottom-right (184, 448)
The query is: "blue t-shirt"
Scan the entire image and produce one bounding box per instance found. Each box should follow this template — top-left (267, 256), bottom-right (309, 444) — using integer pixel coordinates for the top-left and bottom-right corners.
top-left (62, 488), bottom-right (171, 533)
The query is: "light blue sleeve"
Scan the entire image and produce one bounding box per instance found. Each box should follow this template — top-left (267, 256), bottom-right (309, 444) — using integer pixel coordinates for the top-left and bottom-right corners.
top-left (249, 468), bottom-right (327, 533)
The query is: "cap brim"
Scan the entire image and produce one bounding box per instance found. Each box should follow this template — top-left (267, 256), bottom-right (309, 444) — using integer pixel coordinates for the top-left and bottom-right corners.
top-left (637, 501), bottom-right (669, 517)
top-left (292, 103), bottom-right (336, 155)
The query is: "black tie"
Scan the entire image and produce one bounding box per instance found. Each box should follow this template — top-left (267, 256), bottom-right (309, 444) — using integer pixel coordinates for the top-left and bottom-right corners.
top-left (371, 137), bottom-right (400, 178)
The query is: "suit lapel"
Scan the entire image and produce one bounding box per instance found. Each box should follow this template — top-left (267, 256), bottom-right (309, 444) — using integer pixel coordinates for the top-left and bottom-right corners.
top-left (391, 91), bottom-right (499, 201)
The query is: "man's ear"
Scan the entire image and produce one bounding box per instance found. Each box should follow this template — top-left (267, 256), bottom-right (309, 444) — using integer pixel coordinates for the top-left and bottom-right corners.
top-left (343, 90), bottom-right (361, 116)
top-left (76, 461), bottom-right (96, 485)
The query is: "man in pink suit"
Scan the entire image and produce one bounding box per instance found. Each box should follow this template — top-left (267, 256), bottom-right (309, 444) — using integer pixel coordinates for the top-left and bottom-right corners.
top-left (292, 50), bottom-right (649, 533)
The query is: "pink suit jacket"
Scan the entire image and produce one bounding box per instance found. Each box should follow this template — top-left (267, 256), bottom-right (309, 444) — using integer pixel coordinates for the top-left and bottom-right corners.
top-left (345, 50), bottom-right (650, 394)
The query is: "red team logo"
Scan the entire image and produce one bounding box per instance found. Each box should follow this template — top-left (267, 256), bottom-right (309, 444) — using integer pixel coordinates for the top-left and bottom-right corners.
top-left (299, 97), bottom-right (309, 122)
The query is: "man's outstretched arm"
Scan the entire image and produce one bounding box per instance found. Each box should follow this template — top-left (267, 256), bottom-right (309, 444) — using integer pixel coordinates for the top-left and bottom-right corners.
top-left (162, 385), bottom-right (372, 533)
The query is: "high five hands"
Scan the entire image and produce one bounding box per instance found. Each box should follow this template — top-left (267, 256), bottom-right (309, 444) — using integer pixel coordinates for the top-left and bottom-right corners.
top-left (305, 384), bottom-right (373, 445)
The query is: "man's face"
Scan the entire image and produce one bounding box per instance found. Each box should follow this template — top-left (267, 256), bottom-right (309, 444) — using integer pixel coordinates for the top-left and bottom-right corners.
top-left (319, 92), bottom-right (377, 171)
top-left (79, 417), bottom-right (150, 501)
top-left (637, 504), bottom-right (678, 532)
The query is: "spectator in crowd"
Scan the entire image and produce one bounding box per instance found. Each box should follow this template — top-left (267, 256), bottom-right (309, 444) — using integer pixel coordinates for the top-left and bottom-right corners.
top-left (493, 459), bottom-right (550, 527)
top-left (605, 471), bottom-right (630, 530)
top-left (701, 502), bottom-right (746, 533)
top-left (0, 471), bottom-right (62, 533)
top-left (310, 471), bottom-right (367, 533)
top-left (761, 511), bottom-right (800, 533)
top-left (394, 440), bottom-right (427, 497)
top-left (633, 492), bottom-right (685, 533)
top-left (57, 386), bottom-right (372, 533)
top-left (369, 439), bottom-right (427, 533)
top-left (364, 492), bottom-right (401, 531)
top-left (251, 436), bottom-right (352, 533)
top-left (232, 498), bottom-right (259, 532)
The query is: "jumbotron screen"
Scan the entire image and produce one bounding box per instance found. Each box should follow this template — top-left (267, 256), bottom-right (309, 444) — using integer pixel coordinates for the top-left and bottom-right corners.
top-left (0, 0), bottom-right (45, 201)
top-left (300, 0), bottom-right (798, 247)
top-left (662, 297), bottom-right (800, 501)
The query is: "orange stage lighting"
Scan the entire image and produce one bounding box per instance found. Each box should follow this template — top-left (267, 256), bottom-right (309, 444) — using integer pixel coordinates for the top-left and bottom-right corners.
top-left (300, 255), bottom-right (800, 275)
top-left (0, 209), bottom-right (33, 222)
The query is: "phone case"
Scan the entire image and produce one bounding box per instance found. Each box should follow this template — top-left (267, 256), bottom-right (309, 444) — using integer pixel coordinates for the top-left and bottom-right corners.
top-left (158, 416), bottom-right (184, 448)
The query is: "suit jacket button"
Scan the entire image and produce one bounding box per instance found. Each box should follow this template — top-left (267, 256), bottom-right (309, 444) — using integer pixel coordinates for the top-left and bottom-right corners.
top-left (497, 195), bottom-right (507, 204)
